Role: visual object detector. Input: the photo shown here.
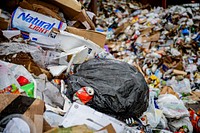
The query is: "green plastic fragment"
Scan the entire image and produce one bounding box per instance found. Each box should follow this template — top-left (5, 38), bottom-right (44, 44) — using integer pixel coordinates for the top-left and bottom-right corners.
top-left (20, 82), bottom-right (34, 98)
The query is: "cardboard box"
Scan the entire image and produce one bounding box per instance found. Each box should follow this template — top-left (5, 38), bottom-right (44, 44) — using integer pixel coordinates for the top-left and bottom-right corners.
top-left (47, 0), bottom-right (81, 20)
top-left (47, 0), bottom-right (95, 30)
top-left (19, 0), bottom-right (62, 21)
top-left (26, 0), bottom-right (60, 13)
top-left (0, 94), bottom-right (44, 121)
top-left (66, 27), bottom-right (106, 48)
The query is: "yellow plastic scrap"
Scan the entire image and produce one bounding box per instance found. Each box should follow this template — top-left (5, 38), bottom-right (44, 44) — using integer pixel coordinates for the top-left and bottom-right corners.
top-left (131, 16), bottom-right (138, 24)
top-left (150, 75), bottom-right (160, 88)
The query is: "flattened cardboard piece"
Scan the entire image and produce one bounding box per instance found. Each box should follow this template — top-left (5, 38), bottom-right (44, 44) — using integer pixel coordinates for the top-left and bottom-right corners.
top-left (19, 0), bottom-right (34, 11)
top-left (47, 0), bottom-right (82, 20)
top-left (114, 21), bottom-right (130, 36)
top-left (192, 91), bottom-right (200, 98)
top-left (66, 27), bottom-right (106, 48)
top-left (44, 128), bottom-right (57, 133)
top-left (98, 124), bottom-right (116, 133)
top-left (140, 27), bottom-right (153, 35)
top-left (142, 42), bottom-right (151, 49)
top-left (45, 125), bottom-right (94, 133)
top-left (26, 0), bottom-right (59, 13)
top-left (81, 9), bottom-right (95, 30)
top-left (34, 115), bottom-right (43, 133)
top-left (32, 4), bottom-right (62, 20)
top-left (45, 0), bottom-right (95, 30)
top-left (0, 94), bottom-right (44, 121)
top-left (141, 32), bottom-right (160, 42)
top-left (0, 17), bottom-right (9, 30)
top-left (173, 69), bottom-right (187, 76)
top-left (19, 0), bottom-right (62, 20)
top-left (43, 118), bottom-right (53, 132)
top-left (72, 9), bottom-right (95, 30)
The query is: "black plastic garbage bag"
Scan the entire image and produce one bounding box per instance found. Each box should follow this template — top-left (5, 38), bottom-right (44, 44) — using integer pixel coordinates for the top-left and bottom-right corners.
top-left (67, 58), bottom-right (149, 119)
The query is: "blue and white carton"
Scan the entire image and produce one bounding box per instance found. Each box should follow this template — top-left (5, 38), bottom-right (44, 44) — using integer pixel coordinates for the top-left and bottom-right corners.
top-left (11, 7), bottom-right (67, 36)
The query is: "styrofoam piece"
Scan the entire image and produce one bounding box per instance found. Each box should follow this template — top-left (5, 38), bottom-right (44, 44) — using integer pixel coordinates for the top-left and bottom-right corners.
top-left (47, 65), bottom-right (68, 77)
top-left (56, 31), bottom-right (103, 54)
top-left (2, 30), bottom-right (21, 39)
top-left (54, 46), bottom-right (87, 59)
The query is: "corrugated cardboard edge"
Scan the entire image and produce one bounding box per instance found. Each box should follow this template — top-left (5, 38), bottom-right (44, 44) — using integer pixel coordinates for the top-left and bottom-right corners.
top-left (34, 115), bottom-right (43, 133)
top-left (48, 0), bottom-right (81, 19)
top-left (0, 9), bottom-right (9, 30)
top-left (0, 94), bottom-right (45, 121)
top-left (47, 0), bottom-right (95, 30)
top-left (114, 21), bottom-right (131, 36)
top-left (98, 124), bottom-right (116, 133)
top-left (72, 9), bottom-right (95, 30)
top-left (66, 27), bottom-right (106, 48)
top-left (24, 99), bottom-right (45, 120)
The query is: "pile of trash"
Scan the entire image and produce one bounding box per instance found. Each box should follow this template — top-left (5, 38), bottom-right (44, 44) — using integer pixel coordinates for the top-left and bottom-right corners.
top-left (96, 0), bottom-right (200, 132)
top-left (0, 0), bottom-right (200, 133)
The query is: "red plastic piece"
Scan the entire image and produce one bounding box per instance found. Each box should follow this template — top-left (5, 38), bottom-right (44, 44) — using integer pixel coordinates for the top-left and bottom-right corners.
top-left (17, 76), bottom-right (30, 86)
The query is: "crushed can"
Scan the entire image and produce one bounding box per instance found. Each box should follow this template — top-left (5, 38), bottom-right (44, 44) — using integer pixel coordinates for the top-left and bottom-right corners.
top-left (73, 87), bottom-right (94, 104)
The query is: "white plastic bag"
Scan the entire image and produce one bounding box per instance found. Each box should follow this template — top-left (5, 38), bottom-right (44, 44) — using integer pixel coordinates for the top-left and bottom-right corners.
top-left (167, 77), bottom-right (191, 94)
top-left (142, 91), bottom-right (163, 128)
top-left (1, 61), bottom-right (37, 96)
top-left (168, 117), bottom-right (193, 133)
top-left (0, 61), bottom-right (20, 89)
top-left (157, 94), bottom-right (189, 119)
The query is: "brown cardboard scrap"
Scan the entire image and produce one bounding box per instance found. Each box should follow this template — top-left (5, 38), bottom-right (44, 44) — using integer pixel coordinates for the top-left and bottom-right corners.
top-left (34, 115), bottom-right (43, 133)
top-left (47, 0), bottom-right (82, 20)
top-left (141, 32), bottom-right (160, 42)
top-left (72, 9), bottom-right (95, 30)
top-left (45, 125), bottom-right (93, 133)
top-left (26, 0), bottom-right (59, 13)
top-left (98, 124), bottom-right (116, 133)
top-left (19, 0), bottom-right (62, 20)
top-left (114, 21), bottom-right (131, 36)
top-left (66, 27), bottom-right (106, 48)
top-left (0, 94), bottom-right (45, 121)
top-left (140, 27), bottom-right (153, 35)
top-left (0, 17), bottom-right (9, 30)
top-left (173, 69), bottom-right (187, 76)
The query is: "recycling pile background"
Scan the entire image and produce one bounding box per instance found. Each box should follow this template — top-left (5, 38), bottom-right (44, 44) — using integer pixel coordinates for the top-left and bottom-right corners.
top-left (0, 0), bottom-right (200, 133)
